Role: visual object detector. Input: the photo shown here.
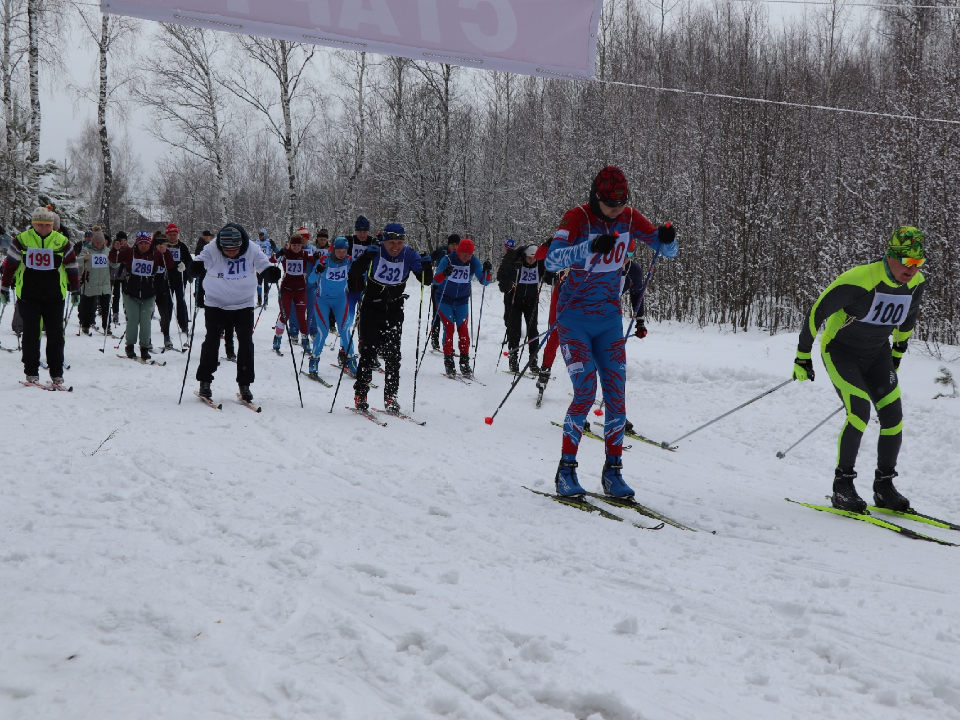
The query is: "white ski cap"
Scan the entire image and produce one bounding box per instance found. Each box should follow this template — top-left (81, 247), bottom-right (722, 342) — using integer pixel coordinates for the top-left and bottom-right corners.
top-left (525, 245), bottom-right (537, 258)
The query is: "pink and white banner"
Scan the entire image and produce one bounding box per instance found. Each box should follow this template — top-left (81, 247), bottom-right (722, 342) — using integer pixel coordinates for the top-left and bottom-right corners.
top-left (103, 0), bottom-right (603, 79)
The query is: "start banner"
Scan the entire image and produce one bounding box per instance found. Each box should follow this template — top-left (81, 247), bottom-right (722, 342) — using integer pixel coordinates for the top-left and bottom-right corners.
top-left (103, 0), bottom-right (603, 79)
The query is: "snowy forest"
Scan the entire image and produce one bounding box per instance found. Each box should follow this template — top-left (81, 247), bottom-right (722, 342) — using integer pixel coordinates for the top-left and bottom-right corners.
top-left (0, 0), bottom-right (957, 342)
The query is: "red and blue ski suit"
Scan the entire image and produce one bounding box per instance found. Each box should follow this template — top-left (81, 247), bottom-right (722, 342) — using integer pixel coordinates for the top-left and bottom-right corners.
top-left (433, 253), bottom-right (490, 355)
top-left (545, 205), bottom-right (677, 456)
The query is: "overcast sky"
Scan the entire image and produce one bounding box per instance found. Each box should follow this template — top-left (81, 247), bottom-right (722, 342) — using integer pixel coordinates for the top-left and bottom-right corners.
top-left (40, 2), bottom-right (869, 195)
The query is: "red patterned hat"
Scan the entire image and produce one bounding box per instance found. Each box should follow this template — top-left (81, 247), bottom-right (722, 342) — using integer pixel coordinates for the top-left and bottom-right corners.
top-left (592, 166), bottom-right (629, 205)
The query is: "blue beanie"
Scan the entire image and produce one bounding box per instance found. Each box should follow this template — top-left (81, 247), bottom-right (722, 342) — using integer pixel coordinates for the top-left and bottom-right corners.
top-left (504, 238), bottom-right (515, 249)
top-left (384, 222), bottom-right (405, 236)
top-left (355, 215), bottom-right (370, 231)
top-left (333, 236), bottom-right (349, 250)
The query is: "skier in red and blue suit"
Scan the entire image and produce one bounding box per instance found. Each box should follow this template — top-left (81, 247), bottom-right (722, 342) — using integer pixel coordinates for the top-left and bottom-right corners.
top-left (544, 166), bottom-right (678, 498)
top-left (432, 238), bottom-right (491, 378)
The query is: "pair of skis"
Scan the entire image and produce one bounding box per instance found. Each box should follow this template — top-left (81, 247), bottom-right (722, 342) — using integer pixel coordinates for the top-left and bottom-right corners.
top-left (117, 354), bottom-right (166, 367)
top-left (442, 372), bottom-right (485, 386)
top-left (346, 405), bottom-right (426, 427)
top-left (194, 391), bottom-right (261, 413)
top-left (524, 486), bottom-right (692, 531)
top-left (550, 421), bottom-right (633, 451)
top-left (787, 498), bottom-right (959, 547)
top-left (593, 420), bottom-right (678, 451)
top-left (20, 380), bottom-right (73, 392)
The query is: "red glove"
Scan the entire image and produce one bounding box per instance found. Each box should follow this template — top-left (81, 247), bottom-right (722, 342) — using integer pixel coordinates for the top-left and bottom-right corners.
top-left (535, 244), bottom-right (549, 261)
top-left (434, 272), bottom-right (446, 284)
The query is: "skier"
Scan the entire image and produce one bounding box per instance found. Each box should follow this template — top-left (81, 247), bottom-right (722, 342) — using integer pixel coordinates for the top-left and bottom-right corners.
top-left (307, 237), bottom-right (356, 377)
top-left (164, 223), bottom-right (192, 335)
top-left (432, 238), bottom-right (491, 378)
top-left (793, 226), bottom-right (926, 513)
top-left (272, 234), bottom-right (316, 354)
top-left (110, 230), bottom-right (174, 361)
top-left (544, 165), bottom-right (678, 498)
top-left (0, 207), bottom-right (80, 386)
top-left (152, 232), bottom-right (178, 350)
top-left (497, 237), bottom-right (517, 332)
top-left (255, 228), bottom-right (276, 307)
top-left (78, 226), bottom-right (111, 335)
top-left (348, 222), bottom-right (431, 414)
top-left (535, 261), bottom-right (564, 396)
top-left (501, 243), bottom-right (549, 374)
top-left (191, 224), bottom-right (280, 402)
top-left (109, 232), bottom-right (128, 326)
top-left (346, 215), bottom-right (373, 318)
top-left (429, 234), bottom-right (460, 351)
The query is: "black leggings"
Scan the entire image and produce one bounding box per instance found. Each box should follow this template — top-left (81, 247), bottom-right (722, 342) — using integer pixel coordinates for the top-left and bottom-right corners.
top-left (824, 344), bottom-right (902, 471)
top-left (197, 306), bottom-right (255, 385)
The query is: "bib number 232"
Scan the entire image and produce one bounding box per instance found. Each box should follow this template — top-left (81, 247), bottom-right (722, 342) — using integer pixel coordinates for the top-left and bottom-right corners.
top-left (375, 261), bottom-right (403, 285)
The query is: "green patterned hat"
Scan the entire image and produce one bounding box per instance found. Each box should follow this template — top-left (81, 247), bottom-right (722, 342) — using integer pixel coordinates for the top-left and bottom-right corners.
top-left (887, 226), bottom-right (925, 260)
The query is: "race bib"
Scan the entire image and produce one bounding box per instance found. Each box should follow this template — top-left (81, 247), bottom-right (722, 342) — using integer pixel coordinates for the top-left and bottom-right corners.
top-left (285, 259), bottom-right (304, 276)
top-left (91, 254), bottom-right (109, 268)
top-left (519, 266), bottom-right (539, 284)
top-left (448, 265), bottom-right (471, 283)
top-left (225, 256), bottom-right (250, 279)
top-left (169, 247), bottom-right (180, 262)
top-left (862, 292), bottom-right (911, 326)
top-left (326, 266), bottom-right (348, 283)
top-left (25, 247), bottom-right (54, 270)
top-left (374, 258), bottom-right (405, 285)
top-left (586, 233), bottom-right (629, 273)
top-left (132, 259), bottom-right (154, 277)
top-left (352, 244), bottom-right (367, 260)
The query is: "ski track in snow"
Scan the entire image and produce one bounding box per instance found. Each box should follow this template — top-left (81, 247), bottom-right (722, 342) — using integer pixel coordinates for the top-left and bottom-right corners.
top-left (2, 292), bottom-right (960, 720)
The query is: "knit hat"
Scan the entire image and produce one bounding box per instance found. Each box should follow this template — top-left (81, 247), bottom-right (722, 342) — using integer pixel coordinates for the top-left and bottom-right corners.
top-left (135, 231), bottom-right (152, 245)
top-left (165, 223), bottom-right (179, 234)
top-left (458, 238), bottom-right (475, 255)
top-left (31, 207), bottom-right (55, 224)
top-left (318, 228), bottom-right (329, 238)
top-left (383, 222), bottom-right (405, 238)
top-left (297, 226), bottom-right (310, 239)
top-left (355, 215), bottom-right (370, 231)
top-left (591, 166), bottom-right (629, 205)
top-left (447, 233), bottom-right (461, 245)
top-left (524, 245), bottom-right (537, 258)
top-left (116, 231), bottom-right (128, 241)
top-left (887, 226), bottom-right (925, 261)
top-left (503, 238), bottom-right (515, 250)
top-left (90, 225), bottom-right (106, 244)
top-left (333, 236), bottom-right (349, 250)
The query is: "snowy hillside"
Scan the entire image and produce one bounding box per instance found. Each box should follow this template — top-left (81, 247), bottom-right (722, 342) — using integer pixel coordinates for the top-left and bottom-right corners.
top-left (2, 290), bottom-right (960, 720)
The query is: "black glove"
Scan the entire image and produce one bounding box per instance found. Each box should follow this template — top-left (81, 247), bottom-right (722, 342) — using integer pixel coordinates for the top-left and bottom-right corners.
top-left (590, 233), bottom-right (617, 254)
top-left (190, 259), bottom-right (205, 277)
top-left (635, 320), bottom-right (648, 339)
top-left (266, 265), bottom-right (282, 283)
top-left (793, 357), bottom-right (815, 382)
top-left (483, 260), bottom-right (492, 272)
top-left (657, 224), bottom-right (676, 244)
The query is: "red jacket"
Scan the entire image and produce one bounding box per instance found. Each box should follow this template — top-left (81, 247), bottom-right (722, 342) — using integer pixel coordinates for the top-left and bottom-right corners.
top-left (272, 248), bottom-right (316, 293)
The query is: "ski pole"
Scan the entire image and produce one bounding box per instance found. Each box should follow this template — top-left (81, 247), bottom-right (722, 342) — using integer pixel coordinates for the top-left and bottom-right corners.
top-left (330, 263), bottom-right (373, 413)
top-left (470, 282), bottom-right (487, 375)
top-left (668, 378), bottom-right (794, 446)
top-left (177, 299), bottom-right (201, 404)
top-left (485, 252), bottom-right (604, 425)
top-left (776, 406), bottom-right (844, 459)
top-left (495, 265), bottom-right (521, 372)
top-left (411, 279), bottom-right (425, 409)
top-left (254, 296), bottom-right (267, 330)
top-left (280, 299), bottom-right (304, 408)
top-left (624, 248), bottom-right (661, 339)
top-left (99, 301), bottom-right (113, 353)
top-left (413, 264), bottom-right (452, 395)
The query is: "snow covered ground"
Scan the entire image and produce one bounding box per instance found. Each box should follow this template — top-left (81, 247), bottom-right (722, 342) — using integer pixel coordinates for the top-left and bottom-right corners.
top-left (2, 288), bottom-right (960, 720)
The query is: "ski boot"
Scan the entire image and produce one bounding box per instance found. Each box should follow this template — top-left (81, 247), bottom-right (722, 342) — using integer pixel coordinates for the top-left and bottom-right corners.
top-left (624, 419), bottom-right (635, 436)
top-left (301, 335), bottom-right (311, 352)
top-left (225, 351), bottom-right (237, 362)
top-left (164, 335), bottom-right (174, 350)
top-left (528, 354), bottom-right (541, 375)
top-left (384, 396), bottom-right (401, 416)
top-left (125, 344), bottom-right (136, 359)
top-left (257, 288), bottom-right (263, 306)
top-left (272, 334), bottom-right (282, 352)
top-left (536, 367), bottom-right (551, 391)
top-left (430, 327), bottom-right (440, 351)
top-left (355, 392), bottom-right (369, 413)
top-left (873, 468), bottom-right (911, 512)
top-left (238, 384), bottom-right (254, 403)
top-left (555, 454), bottom-right (587, 497)
top-left (601, 455), bottom-right (635, 499)
top-left (348, 355), bottom-right (359, 375)
top-left (198, 381), bottom-right (212, 399)
top-left (831, 467), bottom-right (867, 513)
top-left (81, 326), bottom-right (92, 336)
top-left (508, 350), bottom-right (519, 374)
top-left (459, 354), bottom-right (473, 378)
top-left (25, 374), bottom-right (39, 383)
top-left (338, 348), bottom-right (347, 367)
top-left (140, 345), bottom-right (152, 362)
top-left (444, 354), bottom-right (457, 377)
top-left (308, 356), bottom-right (320, 376)
top-left (50, 376), bottom-right (65, 388)
top-left (583, 419), bottom-right (592, 434)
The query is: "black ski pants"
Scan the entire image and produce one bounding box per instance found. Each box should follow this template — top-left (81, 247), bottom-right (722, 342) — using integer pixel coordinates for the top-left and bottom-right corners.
top-left (824, 343), bottom-right (902, 472)
top-left (507, 293), bottom-right (539, 357)
top-left (197, 306), bottom-right (255, 385)
top-left (355, 298), bottom-right (403, 400)
top-left (157, 289), bottom-right (173, 338)
top-left (170, 280), bottom-right (189, 332)
top-left (111, 280), bottom-right (123, 318)
top-left (18, 295), bottom-right (65, 377)
top-left (79, 293), bottom-right (110, 329)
